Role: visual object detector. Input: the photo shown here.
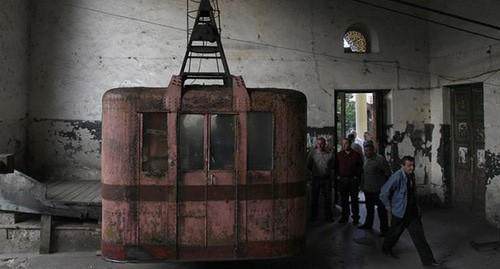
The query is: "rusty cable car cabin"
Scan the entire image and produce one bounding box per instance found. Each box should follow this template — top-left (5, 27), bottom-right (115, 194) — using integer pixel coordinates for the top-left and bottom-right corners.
top-left (101, 0), bottom-right (307, 262)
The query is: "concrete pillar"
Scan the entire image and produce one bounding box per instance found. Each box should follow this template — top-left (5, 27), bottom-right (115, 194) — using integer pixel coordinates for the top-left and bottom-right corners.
top-left (355, 94), bottom-right (368, 136)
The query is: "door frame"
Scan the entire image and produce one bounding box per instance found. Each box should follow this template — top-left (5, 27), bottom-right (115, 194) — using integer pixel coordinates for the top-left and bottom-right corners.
top-left (333, 90), bottom-right (390, 155)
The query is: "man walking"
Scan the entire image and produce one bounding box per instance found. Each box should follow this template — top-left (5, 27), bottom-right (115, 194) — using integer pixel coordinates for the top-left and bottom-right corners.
top-left (307, 137), bottom-right (335, 222)
top-left (336, 138), bottom-right (363, 224)
top-left (358, 144), bottom-right (391, 236)
top-left (380, 156), bottom-right (439, 267)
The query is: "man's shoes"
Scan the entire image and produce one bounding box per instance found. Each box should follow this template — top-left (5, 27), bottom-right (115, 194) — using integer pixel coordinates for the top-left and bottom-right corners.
top-left (357, 224), bottom-right (372, 230)
top-left (378, 232), bottom-right (386, 237)
top-left (382, 249), bottom-right (399, 259)
top-left (338, 218), bottom-right (348, 223)
top-left (352, 219), bottom-right (360, 225)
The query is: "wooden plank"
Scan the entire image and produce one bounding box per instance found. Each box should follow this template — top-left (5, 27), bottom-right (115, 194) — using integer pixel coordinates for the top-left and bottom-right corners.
top-left (45, 180), bottom-right (71, 198)
top-left (90, 192), bottom-right (102, 203)
top-left (79, 181), bottom-right (102, 203)
top-left (46, 180), bottom-right (101, 203)
top-left (71, 181), bottom-right (100, 203)
top-left (52, 181), bottom-right (88, 201)
top-left (46, 180), bottom-right (78, 199)
top-left (39, 215), bottom-right (52, 254)
top-left (63, 181), bottom-right (94, 202)
top-left (0, 172), bottom-right (85, 219)
top-left (69, 181), bottom-right (94, 202)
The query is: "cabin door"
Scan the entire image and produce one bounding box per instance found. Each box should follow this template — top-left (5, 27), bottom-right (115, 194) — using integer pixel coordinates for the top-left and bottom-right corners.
top-left (177, 113), bottom-right (237, 259)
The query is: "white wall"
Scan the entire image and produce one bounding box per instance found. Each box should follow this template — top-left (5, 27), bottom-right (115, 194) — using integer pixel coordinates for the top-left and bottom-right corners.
top-left (28, 0), bottom-right (185, 180)
top-left (428, 0), bottom-right (500, 224)
top-left (26, 0), bottom-right (432, 180)
top-left (0, 0), bottom-right (29, 170)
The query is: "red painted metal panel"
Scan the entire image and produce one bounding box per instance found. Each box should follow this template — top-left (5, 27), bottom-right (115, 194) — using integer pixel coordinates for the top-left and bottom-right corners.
top-left (101, 200), bottom-right (137, 244)
top-left (207, 201), bottom-right (236, 245)
top-left (178, 213), bottom-right (206, 246)
top-left (138, 201), bottom-right (170, 245)
top-left (274, 93), bottom-right (289, 185)
top-left (102, 90), bottom-right (140, 186)
top-left (246, 199), bottom-right (273, 241)
top-left (101, 83), bottom-right (307, 262)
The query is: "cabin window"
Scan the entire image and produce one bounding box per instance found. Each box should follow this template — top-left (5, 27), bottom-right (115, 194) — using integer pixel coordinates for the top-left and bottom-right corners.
top-left (210, 115), bottom-right (235, 170)
top-left (248, 112), bottom-right (273, 170)
top-left (142, 113), bottom-right (168, 171)
top-left (179, 114), bottom-right (205, 170)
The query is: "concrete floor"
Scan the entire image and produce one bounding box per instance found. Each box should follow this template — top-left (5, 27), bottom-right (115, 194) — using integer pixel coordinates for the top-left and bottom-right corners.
top-left (1, 205), bottom-right (499, 269)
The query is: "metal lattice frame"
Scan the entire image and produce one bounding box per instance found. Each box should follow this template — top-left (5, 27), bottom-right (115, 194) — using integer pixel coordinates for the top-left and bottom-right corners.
top-left (181, 0), bottom-right (231, 86)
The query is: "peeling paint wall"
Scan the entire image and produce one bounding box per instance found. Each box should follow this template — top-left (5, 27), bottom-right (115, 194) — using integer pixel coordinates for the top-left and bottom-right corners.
top-left (28, 0), bottom-right (185, 180)
top-left (428, 0), bottom-right (500, 225)
top-left (383, 89), bottom-right (436, 204)
top-left (384, 123), bottom-right (433, 185)
top-left (0, 0), bottom-right (29, 171)
top-left (428, 88), bottom-right (452, 207)
top-left (28, 119), bottom-right (101, 181)
top-left (484, 86), bottom-right (500, 225)
top-left (25, 0), bottom-right (432, 180)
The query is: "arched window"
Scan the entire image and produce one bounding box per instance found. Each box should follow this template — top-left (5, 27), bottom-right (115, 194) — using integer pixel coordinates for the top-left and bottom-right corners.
top-left (343, 29), bottom-right (369, 53)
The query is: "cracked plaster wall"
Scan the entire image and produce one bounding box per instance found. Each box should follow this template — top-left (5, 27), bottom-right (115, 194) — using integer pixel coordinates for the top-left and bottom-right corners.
top-left (383, 89), bottom-right (433, 202)
top-left (428, 0), bottom-right (500, 225)
top-left (27, 0), bottom-right (186, 180)
top-left (23, 0), bottom-right (432, 181)
top-left (0, 0), bottom-right (29, 171)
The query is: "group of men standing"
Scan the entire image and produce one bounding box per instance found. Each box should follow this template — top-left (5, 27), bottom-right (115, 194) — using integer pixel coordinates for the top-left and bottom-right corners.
top-left (306, 133), bottom-right (439, 267)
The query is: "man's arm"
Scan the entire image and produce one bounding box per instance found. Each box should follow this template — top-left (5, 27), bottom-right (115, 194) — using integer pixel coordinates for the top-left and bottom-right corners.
top-left (380, 173), bottom-right (396, 224)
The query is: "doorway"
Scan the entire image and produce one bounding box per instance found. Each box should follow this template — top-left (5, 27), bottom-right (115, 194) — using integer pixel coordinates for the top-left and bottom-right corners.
top-left (334, 91), bottom-right (390, 155)
top-left (451, 83), bottom-right (486, 217)
top-left (333, 90), bottom-right (390, 205)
